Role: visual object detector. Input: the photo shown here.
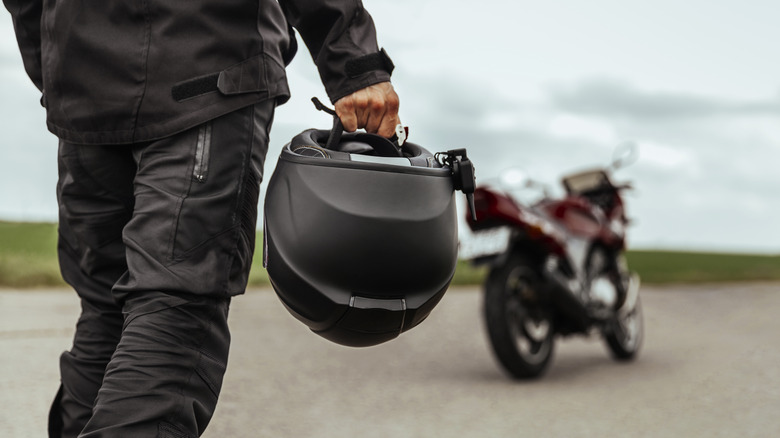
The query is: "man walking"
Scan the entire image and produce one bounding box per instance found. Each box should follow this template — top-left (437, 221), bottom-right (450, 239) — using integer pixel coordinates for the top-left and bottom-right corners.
top-left (3, 0), bottom-right (399, 436)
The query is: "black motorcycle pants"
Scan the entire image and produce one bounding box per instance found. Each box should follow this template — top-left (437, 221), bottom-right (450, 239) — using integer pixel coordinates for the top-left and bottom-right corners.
top-left (50, 101), bottom-right (274, 438)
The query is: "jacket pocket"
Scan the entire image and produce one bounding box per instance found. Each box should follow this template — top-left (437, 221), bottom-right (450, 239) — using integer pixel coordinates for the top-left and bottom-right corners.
top-left (193, 121), bottom-right (212, 183)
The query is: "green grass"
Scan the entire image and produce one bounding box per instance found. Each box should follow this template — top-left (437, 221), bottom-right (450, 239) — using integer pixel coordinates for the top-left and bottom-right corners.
top-left (0, 221), bottom-right (64, 288)
top-left (625, 250), bottom-right (780, 284)
top-left (1, 221), bottom-right (778, 289)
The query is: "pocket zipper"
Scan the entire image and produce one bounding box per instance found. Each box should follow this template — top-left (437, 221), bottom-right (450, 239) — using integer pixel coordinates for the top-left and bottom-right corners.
top-left (194, 122), bottom-right (212, 182)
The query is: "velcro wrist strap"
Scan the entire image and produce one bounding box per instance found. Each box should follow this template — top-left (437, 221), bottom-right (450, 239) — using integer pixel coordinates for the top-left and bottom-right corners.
top-left (345, 48), bottom-right (395, 78)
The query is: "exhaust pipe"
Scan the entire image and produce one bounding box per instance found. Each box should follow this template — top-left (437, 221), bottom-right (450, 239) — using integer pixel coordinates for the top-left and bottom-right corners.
top-left (542, 258), bottom-right (590, 331)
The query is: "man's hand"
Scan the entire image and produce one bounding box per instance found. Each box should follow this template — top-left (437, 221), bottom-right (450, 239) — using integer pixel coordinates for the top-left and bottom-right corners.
top-left (334, 82), bottom-right (400, 138)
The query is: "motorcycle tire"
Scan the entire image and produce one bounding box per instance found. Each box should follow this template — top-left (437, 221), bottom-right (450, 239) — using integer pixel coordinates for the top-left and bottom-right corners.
top-left (604, 296), bottom-right (644, 360)
top-left (587, 248), bottom-right (644, 361)
top-left (484, 255), bottom-right (555, 379)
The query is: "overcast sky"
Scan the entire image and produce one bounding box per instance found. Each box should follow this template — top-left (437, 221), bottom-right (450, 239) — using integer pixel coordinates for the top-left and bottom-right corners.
top-left (2, 0), bottom-right (779, 254)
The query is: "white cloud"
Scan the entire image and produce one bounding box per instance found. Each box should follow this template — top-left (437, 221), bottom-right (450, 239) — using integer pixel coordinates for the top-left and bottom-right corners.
top-left (547, 114), bottom-right (618, 144)
top-left (637, 141), bottom-right (696, 169)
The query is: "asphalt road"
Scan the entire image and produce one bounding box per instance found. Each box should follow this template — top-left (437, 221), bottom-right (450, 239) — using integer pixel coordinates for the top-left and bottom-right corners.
top-left (1, 283), bottom-right (779, 437)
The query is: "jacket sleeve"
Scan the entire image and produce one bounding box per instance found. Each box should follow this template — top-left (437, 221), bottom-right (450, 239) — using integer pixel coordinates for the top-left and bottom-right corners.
top-left (279, 0), bottom-right (393, 104)
top-left (3, 0), bottom-right (44, 91)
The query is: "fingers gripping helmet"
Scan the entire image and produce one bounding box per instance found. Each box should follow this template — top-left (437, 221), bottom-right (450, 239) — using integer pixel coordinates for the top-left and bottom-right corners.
top-left (263, 103), bottom-right (476, 347)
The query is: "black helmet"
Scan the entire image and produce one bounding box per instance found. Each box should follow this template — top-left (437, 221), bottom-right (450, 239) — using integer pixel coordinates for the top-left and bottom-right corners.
top-left (263, 101), bottom-right (475, 347)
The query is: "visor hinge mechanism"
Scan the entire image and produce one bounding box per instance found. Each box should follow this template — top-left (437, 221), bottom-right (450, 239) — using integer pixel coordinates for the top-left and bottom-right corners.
top-left (437, 149), bottom-right (477, 221)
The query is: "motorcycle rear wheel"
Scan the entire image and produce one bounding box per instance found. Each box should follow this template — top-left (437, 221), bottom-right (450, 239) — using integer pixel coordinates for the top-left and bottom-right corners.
top-left (484, 256), bottom-right (555, 379)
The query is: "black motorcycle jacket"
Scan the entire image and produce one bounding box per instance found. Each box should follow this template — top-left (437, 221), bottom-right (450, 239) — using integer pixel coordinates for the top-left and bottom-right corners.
top-left (3, 0), bottom-right (393, 145)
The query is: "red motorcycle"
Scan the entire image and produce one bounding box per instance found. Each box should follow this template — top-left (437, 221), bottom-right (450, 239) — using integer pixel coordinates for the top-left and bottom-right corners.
top-left (460, 145), bottom-right (643, 379)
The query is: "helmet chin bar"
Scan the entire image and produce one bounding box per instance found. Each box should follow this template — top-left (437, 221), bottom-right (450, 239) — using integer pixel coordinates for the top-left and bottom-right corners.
top-left (317, 296), bottom-right (408, 347)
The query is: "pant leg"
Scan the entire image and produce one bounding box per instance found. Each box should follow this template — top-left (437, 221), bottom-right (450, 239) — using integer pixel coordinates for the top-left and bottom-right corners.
top-left (79, 101), bottom-right (274, 437)
top-left (52, 142), bottom-right (136, 437)
top-left (81, 293), bottom-right (231, 438)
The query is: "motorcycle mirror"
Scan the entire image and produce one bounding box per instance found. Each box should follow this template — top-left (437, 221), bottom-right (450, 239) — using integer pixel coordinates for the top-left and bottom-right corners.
top-left (499, 168), bottom-right (528, 188)
top-left (497, 168), bottom-right (552, 201)
top-left (610, 141), bottom-right (639, 170)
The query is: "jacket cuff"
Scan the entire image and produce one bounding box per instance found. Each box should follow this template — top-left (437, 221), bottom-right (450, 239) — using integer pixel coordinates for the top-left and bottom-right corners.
top-left (325, 49), bottom-right (394, 103)
top-left (345, 48), bottom-right (394, 78)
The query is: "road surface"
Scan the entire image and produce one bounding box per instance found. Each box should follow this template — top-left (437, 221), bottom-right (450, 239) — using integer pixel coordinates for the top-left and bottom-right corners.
top-left (1, 283), bottom-right (779, 437)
